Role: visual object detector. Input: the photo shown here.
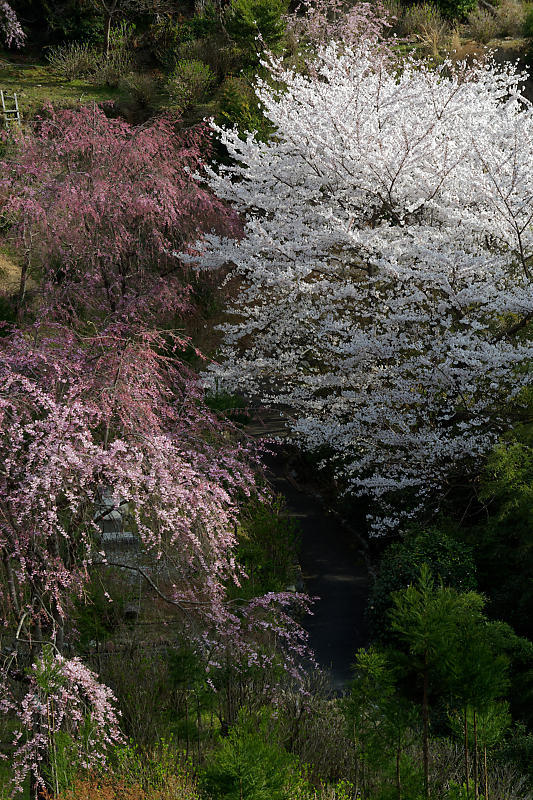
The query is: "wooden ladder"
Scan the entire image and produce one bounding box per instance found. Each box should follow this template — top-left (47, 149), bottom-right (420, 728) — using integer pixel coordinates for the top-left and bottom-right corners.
top-left (0, 90), bottom-right (21, 129)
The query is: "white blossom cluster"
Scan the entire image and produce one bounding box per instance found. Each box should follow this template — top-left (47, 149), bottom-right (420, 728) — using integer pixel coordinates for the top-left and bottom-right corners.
top-left (189, 44), bottom-right (533, 532)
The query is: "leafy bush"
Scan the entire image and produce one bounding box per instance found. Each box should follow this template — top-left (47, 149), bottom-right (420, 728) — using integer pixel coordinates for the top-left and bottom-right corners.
top-left (219, 76), bottom-right (274, 140)
top-left (148, 6), bottom-right (221, 73)
top-left (368, 527), bottom-right (477, 639)
top-left (119, 72), bottom-right (161, 110)
top-left (179, 36), bottom-right (240, 80)
top-left (225, 0), bottom-right (288, 62)
top-left (474, 423), bottom-right (533, 637)
top-left (233, 496), bottom-right (300, 598)
top-left (167, 59), bottom-right (215, 110)
top-left (147, 17), bottom-right (184, 71)
top-left (46, 40), bottom-right (99, 80)
top-left (402, 3), bottom-right (450, 55)
top-left (434, 0), bottom-right (476, 20)
top-left (524, 3), bottom-right (533, 37)
top-left (92, 22), bottom-right (133, 87)
top-left (188, 2), bottom-right (221, 40)
top-left (467, 7), bottom-right (498, 42)
top-left (495, 0), bottom-right (526, 36)
top-left (200, 711), bottom-right (307, 800)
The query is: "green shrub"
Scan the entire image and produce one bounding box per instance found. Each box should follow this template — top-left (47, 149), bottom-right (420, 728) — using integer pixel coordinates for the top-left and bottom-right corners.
top-left (524, 3), bottom-right (533, 37)
top-left (92, 22), bottom-right (134, 87)
top-left (225, 0), bottom-right (288, 63)
top-left (233, 497), bottom-right (299, 598)
top-left (167, 59), bottom-right (215, 110)
top-left (179, 36), bottom-right (240, 80)
top-left (148, 8), bottom-right (221, 74)
top-left (46, 41), bottom-right (99, 80)
top-left (119, 72), bottom-right (161, 110)
top-left (199, 711), bottom-right (306, 800)
top-left (473, 424), bottom-right (533, 636)
top-left (219, 76), bottom-right (274, 140)
top-left (467, 6), bottom-right (498, 42)
top-left (368, 527), bottom-right (476, 639)
top-left (188, 2), bottom-right (221, 40)
top-left (434, 0), bottom-right (477, 20)
top-left (495, 0), bottom-right (526, 36)
top-left (148, 17), bottom-right (185, 72)
top-left (402, 3), bottom-right (450, 55)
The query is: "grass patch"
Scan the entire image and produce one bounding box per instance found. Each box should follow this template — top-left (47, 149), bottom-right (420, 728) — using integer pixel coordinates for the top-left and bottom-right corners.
top-left (0, 59), bottom-right (126, 119)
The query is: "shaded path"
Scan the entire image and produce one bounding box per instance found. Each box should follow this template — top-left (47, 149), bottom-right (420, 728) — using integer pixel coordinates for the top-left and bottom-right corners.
top-left (265, 449), bottom-right (370, 691)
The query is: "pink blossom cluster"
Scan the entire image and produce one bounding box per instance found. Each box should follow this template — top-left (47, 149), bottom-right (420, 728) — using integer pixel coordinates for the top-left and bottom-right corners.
top-left (3, 648), bottom-right (122, 795)
top-left (286, 0), bottom-right (390, 49)
top-left (0, 3), bottom-right (25, 48)
top-left (1, 106), bottom-right (240, 325)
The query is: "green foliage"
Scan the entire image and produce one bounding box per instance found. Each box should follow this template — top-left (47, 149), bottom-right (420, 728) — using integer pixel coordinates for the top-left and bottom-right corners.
top-left (449, 702), bottom-right (511, 750)
top-left (524, 3), bottom-right (533, 38)
top-left (148, 17), bottom-right (184, 72)
top-left (31, 0), bottom-right (103, 44)
top-left (219, 76), bottom-right (274, 140)
top-left (434, 0), bottom-right (477, 20)
top-left (389, 566), bottom-right (509, 705)
top-left (200, 710), bottom-right (306, 800)
top-left (119, 72), bottom-right (161, 110)
top-left (46, 41), bottom-right (100, 80)
top-left (149, 8), bottom-right (221, 73)
top-left (473, 424), bottom-right (533, 636)
top-left (73, 574), bottom-right (128, 651)
top-left (466, 6), bottom-right (498, 43)
top-left (92, 23), bottom-right (134, 87)
top-left (368, 528), bottom-right (476, 640)
top-left (110, 736), bottom-right (192, 791)
top-left (225, 0), bottom-right (288, 63)
top-left (232, 497), bottom-right (299, 599)
top-left (344, 647), bottom-right (420, 790)
top-left (205, 389), bottom-right (251, 422)
top-left (167, 59), bottom-right (215, 110)
top-left (188, 4), bottom-right (221, 41)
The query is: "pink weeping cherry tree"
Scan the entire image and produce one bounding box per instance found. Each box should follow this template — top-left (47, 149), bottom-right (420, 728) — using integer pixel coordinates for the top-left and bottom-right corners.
top-left (0, 105), bottom-right (241, 323)
top-left (0, 322), bottom-right (312, 795)
top-left (0, 106), bottom-right (312, 796)
top-left (0, 3), bottom-right (25, 48)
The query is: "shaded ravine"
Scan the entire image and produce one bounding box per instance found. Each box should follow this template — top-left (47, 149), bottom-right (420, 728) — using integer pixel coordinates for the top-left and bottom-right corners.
top-left (265, 449), bottom-right (370, 691)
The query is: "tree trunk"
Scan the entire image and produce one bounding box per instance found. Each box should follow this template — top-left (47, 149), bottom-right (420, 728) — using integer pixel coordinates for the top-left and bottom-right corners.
top-left (422, 656), bottom-right (430, 799)
top-left (396, 747), bottom-right (402, 800)
top-left (16, 256), bottom-right (28, 318)
top-left (464, 707), bottom-right (470, 800)
top-left (104, 13), bottom-right (112, 58)
top-left (473, 710), bottom-right (479, 800)
top-left (353, 721), bottom-right (360, 800)
top-left (483, 745), bottom-right (489, 800)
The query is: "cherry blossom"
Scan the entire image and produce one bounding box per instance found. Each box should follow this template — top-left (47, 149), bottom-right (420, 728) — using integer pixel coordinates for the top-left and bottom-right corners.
top-left (185, 43), bottom-right (533, 533)
top-left (0, 3), bottom-right (25, 48)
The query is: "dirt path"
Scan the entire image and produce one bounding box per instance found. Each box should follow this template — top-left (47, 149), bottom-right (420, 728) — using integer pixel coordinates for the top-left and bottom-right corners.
top-left (265, 448), bottom-right (370, 691)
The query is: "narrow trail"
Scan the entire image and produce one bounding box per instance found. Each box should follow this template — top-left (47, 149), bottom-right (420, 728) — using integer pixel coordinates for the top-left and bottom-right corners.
top-left (265, 448), bottom-right (370, 691)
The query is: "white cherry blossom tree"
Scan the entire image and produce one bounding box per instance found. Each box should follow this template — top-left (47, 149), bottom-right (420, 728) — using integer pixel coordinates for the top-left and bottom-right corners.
top-left (187, 43), bottom-right (533, 532)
